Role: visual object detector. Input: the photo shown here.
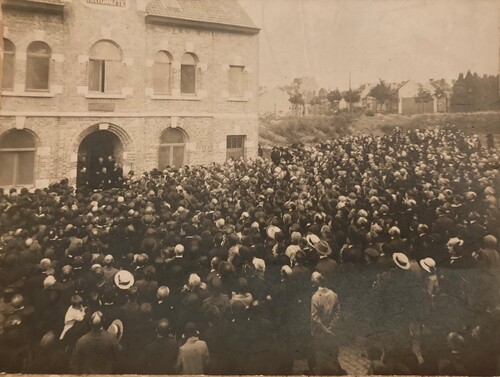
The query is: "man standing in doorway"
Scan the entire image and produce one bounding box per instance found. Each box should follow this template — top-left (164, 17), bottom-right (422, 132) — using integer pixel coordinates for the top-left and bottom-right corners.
top-left (310, 272), bottom-right (343, 375)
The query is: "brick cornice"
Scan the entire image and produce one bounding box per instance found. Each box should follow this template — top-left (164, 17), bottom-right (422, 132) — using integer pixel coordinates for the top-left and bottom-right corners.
top-left (145, 15), bottom-right (260, 35)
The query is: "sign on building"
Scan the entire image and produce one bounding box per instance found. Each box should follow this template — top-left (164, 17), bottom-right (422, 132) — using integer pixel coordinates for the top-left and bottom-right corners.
top-left (85, 0), bottom-right (126, 7)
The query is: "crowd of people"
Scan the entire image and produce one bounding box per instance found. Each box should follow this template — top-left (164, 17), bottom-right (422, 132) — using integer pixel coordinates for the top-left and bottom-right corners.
top-left (0, 125), bottom-right (499, 375)
top-left (77, 155), bottom-right (124, 190)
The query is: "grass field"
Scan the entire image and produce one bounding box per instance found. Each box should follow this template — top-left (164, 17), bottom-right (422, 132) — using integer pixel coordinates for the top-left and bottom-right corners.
top-left (259, 111), bottom-right (500, 147)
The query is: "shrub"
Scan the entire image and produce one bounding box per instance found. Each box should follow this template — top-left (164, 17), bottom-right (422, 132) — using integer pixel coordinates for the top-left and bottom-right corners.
top-left (365, 110), bottom-right (375, 117)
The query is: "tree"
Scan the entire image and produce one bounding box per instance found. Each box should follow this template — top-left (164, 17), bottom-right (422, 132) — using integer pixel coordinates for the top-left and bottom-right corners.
top-left (342, 90), bottom-right (361, 104)
top-left (326, 89), bottom-right (342, 107)
top-left (368, 79), bottom-right (397, 112)
top-left (310, 88), bottom-right (328, 105)
top-left (286, 78), bottom-right (305, 115)
top-left (415, 87), bottom-right (433, 113)
top-left (450, 72), bottom-right (499, 112)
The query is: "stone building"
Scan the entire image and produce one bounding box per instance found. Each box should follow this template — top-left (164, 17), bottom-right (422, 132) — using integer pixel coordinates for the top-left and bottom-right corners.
top-left (0, 0), bottom-right (259, 188)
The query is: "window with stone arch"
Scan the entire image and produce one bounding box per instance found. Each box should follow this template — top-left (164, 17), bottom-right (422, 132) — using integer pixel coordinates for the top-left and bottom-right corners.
top-left (26, 41), bottom-right (51, 91)
top-left (180, 53), bottom-right (198, 95)
top-left (153, 51), bottom-right (173, 95)
top-left (2, 39), bottom-right (15, 91)
top-left (0, 130), bottom-right (37, 187)
top-left (89, 40), bottom-right (123, 93)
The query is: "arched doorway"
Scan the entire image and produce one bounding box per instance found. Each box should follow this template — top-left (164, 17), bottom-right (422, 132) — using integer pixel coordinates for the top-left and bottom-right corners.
top-left (77, 130), bottom-right (123, 187)
top-left (0, 129), bottom-right (37, 187)
top-left (158, 128), bottom-right (186, 169)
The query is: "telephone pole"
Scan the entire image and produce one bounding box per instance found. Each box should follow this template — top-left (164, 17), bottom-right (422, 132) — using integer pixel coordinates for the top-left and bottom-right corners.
top-left (349, 71), bottom-right (352, 112)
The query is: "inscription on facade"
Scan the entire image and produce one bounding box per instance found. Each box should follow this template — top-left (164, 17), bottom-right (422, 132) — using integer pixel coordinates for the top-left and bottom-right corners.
top-left (86, 0), bottom-right (126, 7)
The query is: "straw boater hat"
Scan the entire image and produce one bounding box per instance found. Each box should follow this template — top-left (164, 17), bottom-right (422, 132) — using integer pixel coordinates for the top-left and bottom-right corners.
top-left (393, 252), bottom-right (411, 270)
top-left (266, 225), bottom-right (282, 240)
top-left (420, 257), bottom-right (436, 273)
top-left (107, 319), bottom-right (124, 342)
top-left (313, 240), bottom-right (332, 256)
top-left (306, 234), bottom-right (320, 249)
top-left (114, 270), bottom-right (135, 290)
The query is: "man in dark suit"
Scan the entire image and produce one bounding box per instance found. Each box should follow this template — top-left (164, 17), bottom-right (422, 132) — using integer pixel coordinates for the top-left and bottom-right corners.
top-left (138, 318), bottom-right (179, 374)
top-left (314, 240), bottom-right (337, 287)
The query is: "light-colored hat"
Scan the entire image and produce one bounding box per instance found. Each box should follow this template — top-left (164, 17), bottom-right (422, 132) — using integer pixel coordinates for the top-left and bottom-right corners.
top-left (447, 237), bottom-right (464, 247)
top-left (306, 234), bottom-right (320, 248)
top-left (291, 231), bottom-right (302, 241)
top-left (419, 258), bottom-right (436, 273)
top-left (393, 252), bottom-right (410, 270)
top-left (174, 244), bottom-right (185, 255)
top-left (107, 319), bottom-right (124, 342)
top-left (266, 225), bottom-right (282, 240)
top-left (252, 258), bottom-right (265, 272)
top-left (313, 240), bottom-right (332, 256)
top-left (43, 275), bottom-right (56, 288)
top-left (114, 270), bottom-right (135, 290)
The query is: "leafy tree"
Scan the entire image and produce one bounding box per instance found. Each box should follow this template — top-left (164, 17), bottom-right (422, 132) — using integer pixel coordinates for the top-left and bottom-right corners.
top-left (326, 89), bottom-right (342, 106)
top-left (310, 88), bottom-right (328, 105)
top-left (368, 79), bottom-right (397, 112)
top-left (342, 89), bottom-right (361, 104)
top-left (286, 78), bottom-right (305, 115)
top-left (415, 87), bottom-right (433, 112)
top-left (451, 71), bottom-right (499, 112)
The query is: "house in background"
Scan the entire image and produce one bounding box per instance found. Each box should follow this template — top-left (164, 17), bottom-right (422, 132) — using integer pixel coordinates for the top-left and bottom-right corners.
top-left (358, 81), bottom-right (404, 113)
top-left (398, 79), bottom-right (451, 114)
top-left (259, 87), bottom-right (290, 116)
top-left (429, 79), bottom-right (452, 113)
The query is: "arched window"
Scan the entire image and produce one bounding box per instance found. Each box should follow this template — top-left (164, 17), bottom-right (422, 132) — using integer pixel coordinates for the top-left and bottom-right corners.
top-left (0, 130), bottom-right (37, 186)
top-left (159, 128), bottom-right (186, 169)
top-left (2, 39), bottom-right (15, 90)
top-left (180, 53), bottom-right (197, 95)
top-left (26, 41), bottom-right (51, 91)
top-left (153, 51), bottom-right (172, 94)
top-left (89, 40), bottom-right (122, 93)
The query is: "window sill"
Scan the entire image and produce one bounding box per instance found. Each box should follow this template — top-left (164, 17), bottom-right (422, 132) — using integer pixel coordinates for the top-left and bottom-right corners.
top-left (227, 97), bottom-right (249, 102)
top-left (151, 95), bottom-right (202, 101)
top-left (85, 93), bottom-right (126, 99)
top-left (2, 91), bottom-right (54, 98)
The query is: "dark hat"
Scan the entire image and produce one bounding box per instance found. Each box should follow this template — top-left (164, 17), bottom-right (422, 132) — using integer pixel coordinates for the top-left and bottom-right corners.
top-left (184, 322), bottom-right (198, 338)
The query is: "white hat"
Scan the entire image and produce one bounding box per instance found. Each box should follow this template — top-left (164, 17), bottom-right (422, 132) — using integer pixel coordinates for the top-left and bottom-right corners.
top-left (420, 258), bottom-right (436, 273)
top-left (174, 244), bottom-right (185, 255)
top-left (252, 258), bottom-right (266, 272)
top-left (306, 234), bottom-right (320, 248)
top-left (107, 319), bottom-right (124, 342)
top-left (215, 218), bottom-right (225, 229)
top-left (188, 273), bottom-right (201, 287)
top-left (114, 270), bottom-right (135, 290)
top-left (266, 225), bottom-right (282, 240)
top-left (43, 275), bottom-right (56, 288)
top-left (393, 253), bottom-right (410, 270)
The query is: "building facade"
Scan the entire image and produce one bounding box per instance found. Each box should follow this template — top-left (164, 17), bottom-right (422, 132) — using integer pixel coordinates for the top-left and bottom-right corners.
top-left (0, 0), bottom-right (259, 188)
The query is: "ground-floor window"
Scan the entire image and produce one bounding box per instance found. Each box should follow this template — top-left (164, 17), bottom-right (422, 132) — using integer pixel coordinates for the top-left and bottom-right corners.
top-left (159, 128), bottom-right (186, 169)
top-left (0, 130), bottom-right (36, 187)
top-left (226, 135), bottom-right (245, 160)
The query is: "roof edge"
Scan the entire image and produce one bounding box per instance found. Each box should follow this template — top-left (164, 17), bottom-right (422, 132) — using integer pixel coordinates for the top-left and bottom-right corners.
top-left (145, 14), bottom-right (260, 35)
top-left (2, 0), bottom-right (65, 14)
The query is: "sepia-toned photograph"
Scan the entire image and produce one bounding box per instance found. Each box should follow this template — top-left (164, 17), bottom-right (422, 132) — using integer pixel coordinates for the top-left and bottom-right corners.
top-left (0, 0), bottom-right (499, 374)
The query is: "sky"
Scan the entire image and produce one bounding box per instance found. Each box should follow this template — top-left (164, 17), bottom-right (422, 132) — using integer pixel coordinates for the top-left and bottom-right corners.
top-left (238, 0), bottom-right (500, 90)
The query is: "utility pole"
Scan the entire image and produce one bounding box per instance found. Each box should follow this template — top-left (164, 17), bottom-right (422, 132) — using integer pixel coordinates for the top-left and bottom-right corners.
top-left (349, 71), bottom-right (352, 112)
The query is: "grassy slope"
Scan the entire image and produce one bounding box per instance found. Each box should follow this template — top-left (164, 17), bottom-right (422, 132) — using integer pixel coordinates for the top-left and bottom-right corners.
top-left (259, 111), bottom-right (500, 147)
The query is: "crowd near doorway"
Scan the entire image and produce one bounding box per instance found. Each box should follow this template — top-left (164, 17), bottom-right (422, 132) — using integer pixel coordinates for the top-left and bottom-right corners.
top-left (77, 130), bottom-right (124, 189)
top-left (0, 130), bottom-right (37, 187)
top-left (158, 128), bottom-right (186, 169)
